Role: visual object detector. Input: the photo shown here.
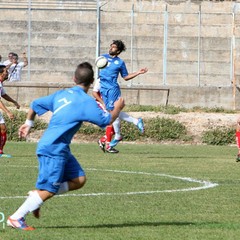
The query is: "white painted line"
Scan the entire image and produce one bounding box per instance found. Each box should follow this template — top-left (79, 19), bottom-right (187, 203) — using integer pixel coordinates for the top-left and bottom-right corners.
top-left (0, 166), bottom-right (218, 199)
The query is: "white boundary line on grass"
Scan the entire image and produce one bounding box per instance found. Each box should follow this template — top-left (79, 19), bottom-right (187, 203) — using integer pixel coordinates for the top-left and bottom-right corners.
top-left (0, 166), bottom-right (218, 199)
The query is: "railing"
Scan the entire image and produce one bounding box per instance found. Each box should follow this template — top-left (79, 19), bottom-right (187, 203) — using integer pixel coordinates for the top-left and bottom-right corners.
top-left (0, 0), bottom-right (97, 10)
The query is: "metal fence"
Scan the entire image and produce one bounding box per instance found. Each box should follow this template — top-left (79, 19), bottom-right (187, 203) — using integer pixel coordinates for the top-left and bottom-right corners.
top-left (0, 0), bottom-right (239, 88)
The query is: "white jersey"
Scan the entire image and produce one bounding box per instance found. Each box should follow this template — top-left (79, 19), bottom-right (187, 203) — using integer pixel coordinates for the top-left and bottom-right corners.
top-left (8, 62), bottom-right (25, 82)
top-left (0, 82), bottom-right (6, 124)
top-left (0, 82), bottom-right (6, 97)
top-left (93, 78), bottom-right (101, 92)
top-left (3, 60), bottom-right (11, 66)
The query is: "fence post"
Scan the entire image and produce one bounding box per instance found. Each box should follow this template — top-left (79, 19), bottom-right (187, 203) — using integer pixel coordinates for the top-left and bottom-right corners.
top-left (27, 0), bottom-right (32, 81)
top-left (163, 4), bottom-right (168, 85)
top-left (197, 5), bottom-right (201, 87)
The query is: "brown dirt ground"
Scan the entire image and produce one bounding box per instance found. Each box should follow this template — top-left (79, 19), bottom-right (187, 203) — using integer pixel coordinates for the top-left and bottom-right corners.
top-left (27, 111), bottom-right (238, 145)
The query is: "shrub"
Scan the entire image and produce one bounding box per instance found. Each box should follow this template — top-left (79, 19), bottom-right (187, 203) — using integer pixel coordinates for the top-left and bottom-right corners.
top-left (145, 117), bottom-right (187, 141)
top-left (78, 123), bottom-right (104, 135)
top-left (124, 104), bottom-right (186, 114)
top-left (3, 110), bottom-right (48, 141)
top-left (202, 127), bottom-right (235, 145)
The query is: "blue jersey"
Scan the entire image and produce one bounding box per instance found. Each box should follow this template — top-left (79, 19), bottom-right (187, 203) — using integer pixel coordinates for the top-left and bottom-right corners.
top-left (99, 53), bottom-right (128, 90)
top-left (31, 86), bottom-right (111, 158)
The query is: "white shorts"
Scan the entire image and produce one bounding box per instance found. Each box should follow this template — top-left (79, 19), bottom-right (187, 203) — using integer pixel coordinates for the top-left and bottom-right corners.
top-left (0, 112), bottom-right (5, 124)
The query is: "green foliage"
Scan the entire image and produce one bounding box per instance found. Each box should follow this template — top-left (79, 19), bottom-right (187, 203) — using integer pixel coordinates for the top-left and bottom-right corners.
top-left (2, 110), bottom-right (236, 146)
top-left (202, 127), bottom-right (235, 145)
top-left (124, 104), bottom-right (186, 114)
top-left (120, 121), bottom-right (141, 141)
top-left (124, 105), bottom-right (237, 114)
top-left (192, 106), bottom-right (236, 114)
top-left (3, 110), bottom-right (48, 141)
top-left (78, 122), bottom-right (104, 135)
top-left (145, 117), bottom-right (187, 141)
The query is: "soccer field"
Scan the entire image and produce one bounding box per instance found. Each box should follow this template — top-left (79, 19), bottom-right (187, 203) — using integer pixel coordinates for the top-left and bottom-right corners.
top-left (0, 142), bottom-right (240, 240)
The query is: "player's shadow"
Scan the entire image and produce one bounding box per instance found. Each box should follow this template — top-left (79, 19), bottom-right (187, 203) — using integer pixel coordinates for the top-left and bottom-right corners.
top-left (42, 221), bottom-right (199, 229)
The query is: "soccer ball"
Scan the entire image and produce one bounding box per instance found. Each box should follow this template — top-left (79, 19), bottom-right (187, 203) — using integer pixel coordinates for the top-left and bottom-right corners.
top-left (95, 56), bottom-right (108, 69)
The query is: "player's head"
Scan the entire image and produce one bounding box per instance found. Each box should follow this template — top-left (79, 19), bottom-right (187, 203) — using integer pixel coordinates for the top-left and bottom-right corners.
top-left (109, 40), bottom-right (126, 56)
top-left (0, 65), bottom-right (8, 82)
top-left (74, 62), bottom-right (94, 87)
top-left (12, 53), bottom-right (18, 63)
top-left (8, 52), bottom-right (14, 60)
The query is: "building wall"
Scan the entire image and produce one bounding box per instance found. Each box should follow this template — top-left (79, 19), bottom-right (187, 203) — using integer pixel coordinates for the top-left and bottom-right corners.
top-left (0, 0), bottom-right (240, 109)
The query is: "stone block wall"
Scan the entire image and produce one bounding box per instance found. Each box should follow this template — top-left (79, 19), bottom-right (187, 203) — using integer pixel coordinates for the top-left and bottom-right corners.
top-left (1, 0), bottom-right (240, 109)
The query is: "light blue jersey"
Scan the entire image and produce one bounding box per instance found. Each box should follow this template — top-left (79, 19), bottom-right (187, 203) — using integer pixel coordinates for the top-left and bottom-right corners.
top-left (31, 86), bottom-right (111, 158)
top-left (99, 53), bottom-right (128, 90)
top-left (99, 54), bottom-right (128, 111)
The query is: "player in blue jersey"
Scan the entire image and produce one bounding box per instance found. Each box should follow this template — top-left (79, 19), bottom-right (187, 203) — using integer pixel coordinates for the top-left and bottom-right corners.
top-left (98, 40), bottom-right (148, 152)
top-left (7, 62), bottom-right (125, 231)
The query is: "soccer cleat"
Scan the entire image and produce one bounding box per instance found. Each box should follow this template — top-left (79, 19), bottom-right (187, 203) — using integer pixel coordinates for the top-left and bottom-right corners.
top-left (236, 154), bottom-right (240, 162)
top-left (0, 153), bottom-right (12, 158)
top-left (7, 217), bottom-right (35, 231)
top-left (97, 139), bottom-right (105, 153)
top-left (106, 146), bottom-right (119, 153)
top-left (109, 137), bottom-right (123, 148)
top-left (137, 118), bottom-right (144, 134)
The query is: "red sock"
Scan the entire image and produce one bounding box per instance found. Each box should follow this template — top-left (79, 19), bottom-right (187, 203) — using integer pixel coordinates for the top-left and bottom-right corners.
top-left (106, 125), bottom-right (114, 142)
top-left (0, 132), bottom-right (7, 154)
top-left (100, 135), bottom-right (107, 143)
top-left (236, 131), bottom-right (240, 149)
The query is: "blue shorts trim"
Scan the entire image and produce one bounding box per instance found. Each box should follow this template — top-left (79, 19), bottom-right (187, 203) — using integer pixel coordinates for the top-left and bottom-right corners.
top-left (36, 154), bottom-right (85, 193)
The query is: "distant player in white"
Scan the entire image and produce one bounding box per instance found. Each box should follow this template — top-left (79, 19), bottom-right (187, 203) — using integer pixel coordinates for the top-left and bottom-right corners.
top-left (8, 52), bottom-right (28, 82)
top-left (0, 65), bottom-right (20, 156)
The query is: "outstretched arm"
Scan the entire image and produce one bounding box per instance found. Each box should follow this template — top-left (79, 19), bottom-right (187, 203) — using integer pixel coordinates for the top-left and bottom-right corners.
top-left (123, 67), bottom-right (148, 81)
top-left (2, 94), bottom-right (20, 109)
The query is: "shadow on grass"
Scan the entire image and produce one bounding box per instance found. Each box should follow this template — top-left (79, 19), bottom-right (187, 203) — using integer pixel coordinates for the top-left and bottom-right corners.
top-left (40, 221), bottom-right (201, 229)
top-left (147, 156), bottom-right (215, 159)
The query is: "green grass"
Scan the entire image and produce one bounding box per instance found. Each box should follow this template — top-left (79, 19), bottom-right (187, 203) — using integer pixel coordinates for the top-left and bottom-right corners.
top-left (0, 142), bottom-right (240, 239)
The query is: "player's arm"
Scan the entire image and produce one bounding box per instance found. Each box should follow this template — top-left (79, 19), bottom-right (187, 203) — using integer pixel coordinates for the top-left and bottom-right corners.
top-left (86, 97), bottom-right (124, 128)
top-left (18, 108), bottom-right (36, 138)
top-left (0, 99), bottom-right (14, 120)
top-left (1, 93), bottom-right (20, 109)
top-left (123, 67), bottom-right (148, 81)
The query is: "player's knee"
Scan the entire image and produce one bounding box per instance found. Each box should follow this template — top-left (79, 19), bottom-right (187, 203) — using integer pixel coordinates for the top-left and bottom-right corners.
top-left (78, 176), bottom-right (87, 188)
top-left (73, 176), bottom-right (87, 189)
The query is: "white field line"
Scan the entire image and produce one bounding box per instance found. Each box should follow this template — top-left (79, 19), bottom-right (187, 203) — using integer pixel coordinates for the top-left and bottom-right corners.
top-left (0, 166), bottom-right (218, 199)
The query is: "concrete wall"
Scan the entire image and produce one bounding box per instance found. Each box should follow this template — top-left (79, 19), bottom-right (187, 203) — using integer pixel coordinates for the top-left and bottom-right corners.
top-left (1, 0), bottom-right (240, 109)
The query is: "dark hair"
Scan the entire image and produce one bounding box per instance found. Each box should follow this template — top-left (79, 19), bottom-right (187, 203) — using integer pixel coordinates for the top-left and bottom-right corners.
top-left (0, 65), bottom-right (6, 74)
top-left (12, 53), bottom-right (18, 59)
top-left (74, 62), bottom-right (94, 86)
top-left (112, 40), bottom-right (126, 53)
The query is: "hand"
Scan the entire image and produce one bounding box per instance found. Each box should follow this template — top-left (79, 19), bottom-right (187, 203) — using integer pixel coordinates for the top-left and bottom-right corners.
top-left (138, 68), bottom-right (148, 75)
top-left (7, 111), bottom-right (14, 120)
top-left (19, 124), bottom-right (31, 138)
top-left (14, 101), bottom-right (20, 109)
top-left (114, 97), bottom-right (125, 111)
